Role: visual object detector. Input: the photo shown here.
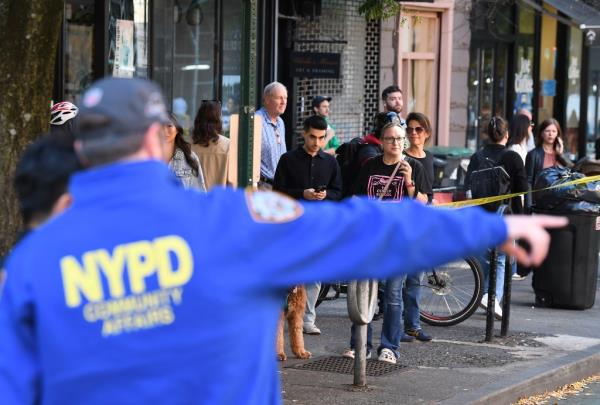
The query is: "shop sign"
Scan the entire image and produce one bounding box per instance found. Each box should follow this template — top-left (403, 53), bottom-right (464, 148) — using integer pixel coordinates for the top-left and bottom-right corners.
top-left (290, 52), bottom-right (341, 78)
top-left (542, 80), bottom-right (557, 97)
top-left (114, 19), bottom-right (135, 78)
top-left (514, 58), bottom-right (533, 94)
top-left (568, 56), bottom-right (580, 84)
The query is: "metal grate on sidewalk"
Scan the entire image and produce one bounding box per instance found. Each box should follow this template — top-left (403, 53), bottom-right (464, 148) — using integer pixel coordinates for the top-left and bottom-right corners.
top-left (287, 356), bottom-right (408, 377)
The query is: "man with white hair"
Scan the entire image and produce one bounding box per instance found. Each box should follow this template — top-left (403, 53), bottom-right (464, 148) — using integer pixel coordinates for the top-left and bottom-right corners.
top-left (256, 82), bottom-right (288, 188)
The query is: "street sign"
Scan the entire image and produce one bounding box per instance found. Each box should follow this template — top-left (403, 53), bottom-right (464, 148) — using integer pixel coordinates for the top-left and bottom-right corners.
top-left (290, 52), bottom-right (341, 78)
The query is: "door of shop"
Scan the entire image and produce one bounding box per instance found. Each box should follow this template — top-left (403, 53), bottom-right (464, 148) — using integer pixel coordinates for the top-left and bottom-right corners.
top-left (467, 43), bottom-right (509, 150)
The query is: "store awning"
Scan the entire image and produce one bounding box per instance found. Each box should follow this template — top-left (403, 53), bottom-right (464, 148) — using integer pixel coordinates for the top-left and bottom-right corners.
top-left (545, 0), bottom-right (600, 27)
top-left (521, 0), bottom-right (600, 28)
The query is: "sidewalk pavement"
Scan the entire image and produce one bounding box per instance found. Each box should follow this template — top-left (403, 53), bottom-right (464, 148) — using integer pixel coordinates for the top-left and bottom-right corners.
top-left (280, 274), bottom-right (600, 404)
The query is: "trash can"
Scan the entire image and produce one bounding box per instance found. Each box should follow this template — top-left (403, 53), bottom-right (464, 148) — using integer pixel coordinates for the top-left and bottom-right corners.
top-left (531, 167), bottom-right (600, 309)
top-left (428, 146), bottom-right (473, 202)
top-left (427, 146), bottom-right (473, 188)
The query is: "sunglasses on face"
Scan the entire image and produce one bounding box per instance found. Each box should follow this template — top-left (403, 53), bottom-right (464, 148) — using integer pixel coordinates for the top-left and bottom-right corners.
top-left (407, 126), bottom-right (424, 134)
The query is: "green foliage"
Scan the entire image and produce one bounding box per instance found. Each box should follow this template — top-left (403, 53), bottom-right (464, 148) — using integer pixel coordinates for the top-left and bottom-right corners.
top-left (358, 0), bottom-right (402, 21)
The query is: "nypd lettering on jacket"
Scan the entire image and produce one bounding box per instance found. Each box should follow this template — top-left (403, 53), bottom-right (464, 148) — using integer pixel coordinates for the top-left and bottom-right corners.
top-left (60, 235), bottom-right (193, 337)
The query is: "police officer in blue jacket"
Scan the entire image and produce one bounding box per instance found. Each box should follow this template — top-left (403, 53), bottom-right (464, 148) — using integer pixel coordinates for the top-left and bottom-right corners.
top-left (0, 77), bottom-right (566, 405)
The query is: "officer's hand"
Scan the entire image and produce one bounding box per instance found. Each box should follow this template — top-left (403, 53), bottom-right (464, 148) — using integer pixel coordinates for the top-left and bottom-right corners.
top-left (501, 215), bottom-right (568, 267)
top-left (303, 189), bottom-right (318, 200)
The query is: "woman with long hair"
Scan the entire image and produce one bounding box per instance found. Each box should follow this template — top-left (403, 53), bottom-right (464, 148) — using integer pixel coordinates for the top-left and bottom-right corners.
top-left (507, 114), bottom-right (533, 164)
top-left (525, 118), bottom-right (574, 192)
top-left (465, 116), bottom-right (528, 319)
top-left (164, 112), bottom-right (206, 191)
top-left (191, 101), bottom-right (230, 190)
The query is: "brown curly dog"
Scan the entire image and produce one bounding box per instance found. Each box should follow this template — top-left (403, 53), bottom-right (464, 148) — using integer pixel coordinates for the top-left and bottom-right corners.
top-left (276, 286), bottom-right (311, 361)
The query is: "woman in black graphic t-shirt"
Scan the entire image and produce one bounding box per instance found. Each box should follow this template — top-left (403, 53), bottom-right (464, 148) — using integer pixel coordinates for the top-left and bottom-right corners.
top-left (354, 122), bottom-right (429, 201)
top-left (344, 121), bottom-right (430, 365)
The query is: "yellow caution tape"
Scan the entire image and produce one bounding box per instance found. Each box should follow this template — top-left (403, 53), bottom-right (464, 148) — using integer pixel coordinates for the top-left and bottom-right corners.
top-left (437, 174), bottom-right (600, 209)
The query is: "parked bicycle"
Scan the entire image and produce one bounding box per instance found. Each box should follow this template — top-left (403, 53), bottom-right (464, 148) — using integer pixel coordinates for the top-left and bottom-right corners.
top-left (315, 256), bottom-right (484, 327)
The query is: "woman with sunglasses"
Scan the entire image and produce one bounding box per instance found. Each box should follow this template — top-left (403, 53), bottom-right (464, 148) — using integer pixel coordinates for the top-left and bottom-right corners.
top-left (164, 112), bottom-right (207, 191)
top-left (404, 112), bottom-right (434, 204)
top-left (343, 122), bottom-right (430, 365)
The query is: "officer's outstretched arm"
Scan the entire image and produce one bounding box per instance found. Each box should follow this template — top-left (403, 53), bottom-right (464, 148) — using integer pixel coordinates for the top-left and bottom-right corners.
top-left (243, 191), bottom-right (512, 289)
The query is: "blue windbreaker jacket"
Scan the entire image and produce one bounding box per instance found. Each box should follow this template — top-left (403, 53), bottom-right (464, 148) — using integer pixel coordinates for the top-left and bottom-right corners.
top-left (0, 160), bottom-right (506, 404)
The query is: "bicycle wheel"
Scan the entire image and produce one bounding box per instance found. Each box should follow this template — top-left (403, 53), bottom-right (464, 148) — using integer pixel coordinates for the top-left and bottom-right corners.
top-left (315, 284), bottom-right (331, 308)
top-left (419, 257), bottom-right (484, 327)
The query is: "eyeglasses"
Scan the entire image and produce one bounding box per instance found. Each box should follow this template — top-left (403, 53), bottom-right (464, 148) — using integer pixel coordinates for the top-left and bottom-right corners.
top-left (382, 136), bottom-right (406, 144)
top-left (407, 126), bottom-right (424, 134)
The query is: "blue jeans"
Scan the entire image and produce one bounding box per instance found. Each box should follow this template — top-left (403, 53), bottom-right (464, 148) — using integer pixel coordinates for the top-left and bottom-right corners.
top-left (403, 272), bottom-right (423, 332)
top-left (350, 323), bottom-right (373, 352)
top-left (479, 249), bottom-right (505, 303)
top-left (377, 275), bottom-right (406, 358)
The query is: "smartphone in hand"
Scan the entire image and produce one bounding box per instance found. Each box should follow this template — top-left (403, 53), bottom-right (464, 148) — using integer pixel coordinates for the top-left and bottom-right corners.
top-left (314, 185), bottom-right (327, 192)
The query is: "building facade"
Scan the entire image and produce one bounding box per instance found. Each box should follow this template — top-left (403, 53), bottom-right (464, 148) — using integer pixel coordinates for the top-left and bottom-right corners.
top-left (466, 0), bottom-right (600, 160)
top-left (53, 0), bottom-right (384, 183)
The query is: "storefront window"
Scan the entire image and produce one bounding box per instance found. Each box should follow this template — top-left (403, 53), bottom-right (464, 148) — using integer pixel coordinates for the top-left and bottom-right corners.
top-left (466, 47), bottom-right (480, 150)
top-left (400, 14), bottom-right (437, 54)
top-left (587, 49), bottom-right (600, 159)
top-left (171, 0), bottom-right (217, 133)
top-left (63, 0), bottom-right (95, 104)
top-left (108, 0), bottom-right (149, 78)
top-left (513, 5), bottom-right (535, 117)
top-left (538, 4), bottom-right (558, 123)
top-left (565, 29), bottom-right (582, 160)
top-left (221, 0), bottom-right (242, 135)
top-left (399, 12), bottom-right (439, 135)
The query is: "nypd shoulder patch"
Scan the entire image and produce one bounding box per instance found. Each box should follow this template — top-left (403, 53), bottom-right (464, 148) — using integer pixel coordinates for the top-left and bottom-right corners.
top-left (245, 190), bottom-right (303, 223)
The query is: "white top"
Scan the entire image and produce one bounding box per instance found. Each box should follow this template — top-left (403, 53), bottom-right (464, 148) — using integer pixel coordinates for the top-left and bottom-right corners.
top-left (508, 142), bottom-right (527, 164)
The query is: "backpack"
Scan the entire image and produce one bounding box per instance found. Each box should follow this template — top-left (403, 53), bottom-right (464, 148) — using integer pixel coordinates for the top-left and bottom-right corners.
top-left (336, 137), bottom-right (368, 198)
top-left (469, 151), bottom-right (511, 212)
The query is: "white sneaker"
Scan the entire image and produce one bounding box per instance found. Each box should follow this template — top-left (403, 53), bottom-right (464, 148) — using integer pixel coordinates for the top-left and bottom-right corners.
top-left (342, 349), bottom-right (371, 359)
top-left (303, 325), bottom-right (321, 335)
top-left (378, 348), bottom-right (397, 364)
top-left (494, 300), bottom-right (503, 320)
top-left (479, 293), bottom-right (488, 310)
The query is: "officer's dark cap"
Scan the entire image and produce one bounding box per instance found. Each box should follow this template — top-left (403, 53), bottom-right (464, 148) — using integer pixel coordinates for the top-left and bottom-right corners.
top-left (76, 77), bottom-right (170, 139)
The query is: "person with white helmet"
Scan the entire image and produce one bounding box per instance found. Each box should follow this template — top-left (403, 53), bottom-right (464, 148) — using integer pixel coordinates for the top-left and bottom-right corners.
top-left (50, 101), bottom-right (79, 136)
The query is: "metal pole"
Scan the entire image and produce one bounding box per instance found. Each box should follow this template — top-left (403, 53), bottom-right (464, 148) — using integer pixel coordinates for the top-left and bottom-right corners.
top-left (347, 279), bottom-right (378, 387)
top-left (485, 248), bottom-right (497, 342)
top-left (239, 0), bottom-right (258, 187)
top-left (501, 254), bottom-right (512, 337)
top-left (354, 281), bottom-right (368, 386)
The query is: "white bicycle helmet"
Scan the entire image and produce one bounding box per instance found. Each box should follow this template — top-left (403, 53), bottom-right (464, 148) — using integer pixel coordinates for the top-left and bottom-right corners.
top-left (50, 101), bottom-right (78, 125)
